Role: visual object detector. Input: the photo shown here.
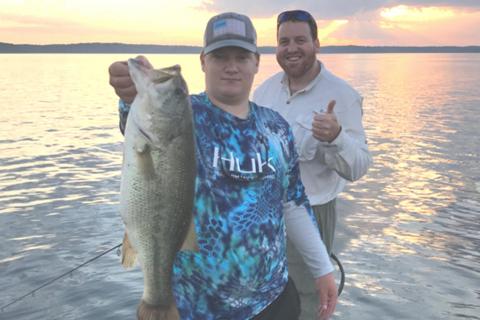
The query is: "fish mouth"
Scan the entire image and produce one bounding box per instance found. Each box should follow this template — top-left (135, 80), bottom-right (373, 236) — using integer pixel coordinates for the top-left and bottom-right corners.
top-left (153, 65), bottom-right (182, 84)
top-left (128, 58), bottom-right (150, 72)
top-left (127, 59), bottom-right (173, 84)
top-left (128, 59), bottom-right (182, 82)
top-left (128, 59), bottom-right (188, 96)
top-left (160, 64), bottom-right (181, 75)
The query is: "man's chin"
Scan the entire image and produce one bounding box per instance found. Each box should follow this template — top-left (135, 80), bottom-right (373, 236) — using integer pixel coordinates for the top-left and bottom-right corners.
top-left (219, 90), bottom-right (246, 100)
top-left (284, 68), bottom-right (304, 78)
top-left (281, 62), bottom-right (301, 72)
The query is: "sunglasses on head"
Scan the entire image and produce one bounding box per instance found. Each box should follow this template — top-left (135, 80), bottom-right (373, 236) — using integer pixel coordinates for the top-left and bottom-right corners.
top-left (277, 10), bottom-right (314, 26)
top-left (277, 10), bottom-right (318, 39)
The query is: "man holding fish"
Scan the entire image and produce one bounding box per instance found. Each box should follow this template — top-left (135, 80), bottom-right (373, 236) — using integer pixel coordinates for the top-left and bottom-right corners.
top-left (109, 12), bottom-right (337, 320)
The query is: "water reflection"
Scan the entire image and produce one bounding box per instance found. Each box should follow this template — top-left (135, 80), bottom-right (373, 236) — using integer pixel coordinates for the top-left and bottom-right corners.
top-left (0, 54), bottom-right (479, 319)
top-left (322, 53), bottom-right (480, 318)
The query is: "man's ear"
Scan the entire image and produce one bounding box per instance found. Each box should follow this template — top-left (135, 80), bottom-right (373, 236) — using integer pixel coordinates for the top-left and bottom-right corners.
top-left (314, 38), bottom-right (320, 52)
top-left (254, 53), bottom-right (260, 73)
top-left (200, 52), bottom-right (206, 72)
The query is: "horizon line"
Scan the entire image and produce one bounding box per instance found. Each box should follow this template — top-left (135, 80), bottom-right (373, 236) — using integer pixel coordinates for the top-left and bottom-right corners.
top-left (1, 41), bottom-right (480, 48)
top-left (1, 42), bottom-right (479, 54)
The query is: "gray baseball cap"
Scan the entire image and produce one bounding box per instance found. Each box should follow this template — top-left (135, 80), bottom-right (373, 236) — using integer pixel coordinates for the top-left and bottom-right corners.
top-left (203, 12), bottom-right (258, 54)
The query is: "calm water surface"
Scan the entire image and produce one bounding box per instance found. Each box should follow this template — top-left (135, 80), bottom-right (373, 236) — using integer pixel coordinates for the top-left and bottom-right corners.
top-left (0, 53), bottom-right (479, 319)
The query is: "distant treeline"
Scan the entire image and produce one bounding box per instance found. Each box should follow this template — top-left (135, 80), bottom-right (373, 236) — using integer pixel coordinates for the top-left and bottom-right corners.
top-left (1, 42), bottom-right (479, 54)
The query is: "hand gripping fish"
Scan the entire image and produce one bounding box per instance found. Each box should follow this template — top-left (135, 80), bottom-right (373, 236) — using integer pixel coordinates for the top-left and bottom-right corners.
top-left (120, 59), bottom-right (197, 320)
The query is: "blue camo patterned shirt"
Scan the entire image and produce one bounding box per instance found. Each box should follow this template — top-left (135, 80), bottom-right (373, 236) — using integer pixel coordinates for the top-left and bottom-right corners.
top-left (119, 92), bottom-right (316, 319)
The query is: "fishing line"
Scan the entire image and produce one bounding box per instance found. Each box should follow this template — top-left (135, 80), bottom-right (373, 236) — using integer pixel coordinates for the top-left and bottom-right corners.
top-left (0, 243), bottom-right (122, 312)
top-left (1, 245), bottom-right (346, 311)
top-left (331, 252), bottom-right (345, 296)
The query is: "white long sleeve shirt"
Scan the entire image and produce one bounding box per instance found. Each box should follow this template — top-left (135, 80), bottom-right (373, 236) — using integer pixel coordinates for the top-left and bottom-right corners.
top-left (253, 61), bottom-right (372, 205)
top-left (284, 201), bottom-right (333, 278)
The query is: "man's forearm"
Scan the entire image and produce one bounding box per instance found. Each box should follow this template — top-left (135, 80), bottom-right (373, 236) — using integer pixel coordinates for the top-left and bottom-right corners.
top-left (285, 202), bottom-right (334, 277)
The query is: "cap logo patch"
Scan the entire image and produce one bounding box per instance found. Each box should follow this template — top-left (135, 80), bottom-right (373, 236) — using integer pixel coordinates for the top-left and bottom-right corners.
top-left (213, 18), bottom-right (246, 38)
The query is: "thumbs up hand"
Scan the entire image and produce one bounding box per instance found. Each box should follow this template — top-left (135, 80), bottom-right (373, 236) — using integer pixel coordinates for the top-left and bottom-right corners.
top-left (312, 100), bottom-right (341, 143)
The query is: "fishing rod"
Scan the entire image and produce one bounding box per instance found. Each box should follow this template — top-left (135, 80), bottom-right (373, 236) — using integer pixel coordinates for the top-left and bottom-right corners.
top-left (0, 243), bottom-right (122, 312)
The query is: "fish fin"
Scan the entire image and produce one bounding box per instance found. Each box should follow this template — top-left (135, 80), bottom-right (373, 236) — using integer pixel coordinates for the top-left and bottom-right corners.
top-left (135, 144), bottom-right (156, 179)
top-left (137, 300), bottom-right (180, 320)
top-left (134, 136), bottom-right (149, 154)
top-left (121, 232), bottom-right (137, 268)
top-left (180, 218), bottom-right (199, 252)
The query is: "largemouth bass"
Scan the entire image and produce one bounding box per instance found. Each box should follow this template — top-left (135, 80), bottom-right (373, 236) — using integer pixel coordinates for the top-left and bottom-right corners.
top-left (120, 59), bottom-right (197, 320)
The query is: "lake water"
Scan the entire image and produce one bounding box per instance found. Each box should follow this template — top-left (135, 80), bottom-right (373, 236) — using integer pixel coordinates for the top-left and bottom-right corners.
top-left (0, 53), bottom-right (479, 320)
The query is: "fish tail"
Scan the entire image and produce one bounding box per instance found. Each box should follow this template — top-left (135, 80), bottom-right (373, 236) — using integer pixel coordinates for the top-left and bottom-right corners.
top-left (121, 231), bottom-right (137, 268)
top-left (137, 300), bottom-right (180, 320)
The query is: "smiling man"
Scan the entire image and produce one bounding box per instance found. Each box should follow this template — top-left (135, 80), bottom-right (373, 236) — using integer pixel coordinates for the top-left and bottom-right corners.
top-left (254, 9), bottom-right (373, 319)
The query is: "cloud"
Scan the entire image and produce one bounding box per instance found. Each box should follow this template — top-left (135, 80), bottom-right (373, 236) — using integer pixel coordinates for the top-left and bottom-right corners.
top-left (323, 8), bottom-right (480, 46)
top-left (0, 12), bottom-right (157, 44)
top-left (0, 13), bottom-right (74, 28)
top-left (199, 0), bottom-right (480, 19)
top-left (199, 0), bottom-right (480, 46)
top-left (327, 20), bottom-right (444, 46)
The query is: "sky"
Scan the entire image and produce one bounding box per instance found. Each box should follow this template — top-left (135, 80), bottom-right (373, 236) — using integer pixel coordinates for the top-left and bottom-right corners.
top-left (1, 0), bottom-right (480, 46)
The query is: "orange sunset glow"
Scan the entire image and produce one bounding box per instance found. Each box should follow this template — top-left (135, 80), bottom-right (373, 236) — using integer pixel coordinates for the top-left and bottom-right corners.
top-left (0, 1), bottom-right (479, 46)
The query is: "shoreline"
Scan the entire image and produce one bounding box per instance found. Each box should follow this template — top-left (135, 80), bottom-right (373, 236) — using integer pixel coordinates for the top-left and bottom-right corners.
top-left (1, 42), bottom-right (479, 54)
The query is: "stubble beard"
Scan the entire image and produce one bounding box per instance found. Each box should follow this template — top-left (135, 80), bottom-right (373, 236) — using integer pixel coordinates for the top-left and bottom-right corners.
top-left (278, 51), bottom-right (317, 79)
